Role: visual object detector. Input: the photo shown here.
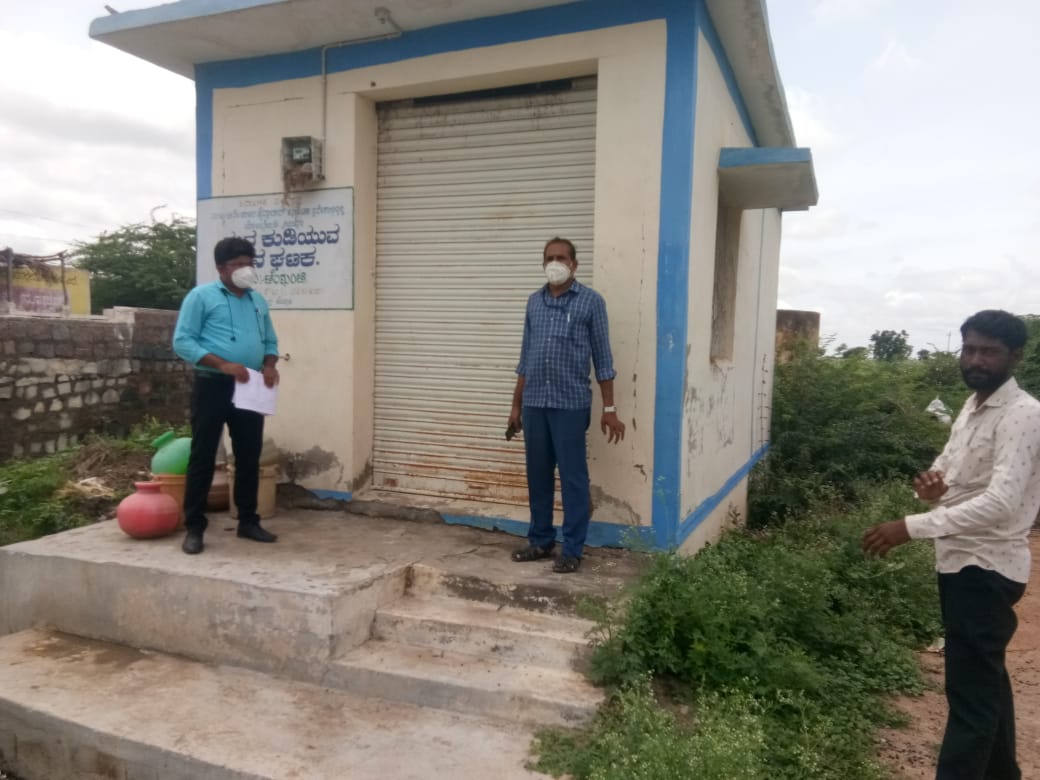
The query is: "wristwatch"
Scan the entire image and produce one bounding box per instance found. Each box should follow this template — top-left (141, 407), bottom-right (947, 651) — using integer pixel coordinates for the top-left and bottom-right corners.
top-left (603, 405), bottom-right (617, 414)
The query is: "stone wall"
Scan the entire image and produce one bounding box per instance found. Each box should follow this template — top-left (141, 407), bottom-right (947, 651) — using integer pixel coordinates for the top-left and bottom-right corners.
top-left (0, 308), bottom-right (192, 461)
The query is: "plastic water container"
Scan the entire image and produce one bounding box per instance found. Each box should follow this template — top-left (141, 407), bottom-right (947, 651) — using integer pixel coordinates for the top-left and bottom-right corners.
top-left (228, 464), bottom-right (278, 519)
top-left (150, 431), bottom-right (192, 475)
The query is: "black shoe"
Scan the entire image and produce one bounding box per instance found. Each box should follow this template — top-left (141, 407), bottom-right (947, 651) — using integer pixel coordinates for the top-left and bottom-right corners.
top-left (552, 556), bottom-right (581, 574)
top-left (182, 531), bottom-right (204, 555)
top-left (237, 523), bottom-right (277, 543)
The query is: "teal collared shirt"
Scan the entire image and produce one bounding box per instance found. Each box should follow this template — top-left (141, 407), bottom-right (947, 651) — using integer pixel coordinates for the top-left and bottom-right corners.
top-left (173, 281), bottom-right (278, 371)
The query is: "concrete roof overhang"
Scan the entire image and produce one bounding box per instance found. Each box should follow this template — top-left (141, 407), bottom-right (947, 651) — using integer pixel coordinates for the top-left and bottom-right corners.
top-left (718, 148), bottom-right (818, 212)
top-left (90, 0), bottom-right (801, 149)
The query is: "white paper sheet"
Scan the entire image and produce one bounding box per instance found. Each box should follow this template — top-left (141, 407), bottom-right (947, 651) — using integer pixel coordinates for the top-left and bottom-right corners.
top-left (231, 368), bottom-right (278, 416)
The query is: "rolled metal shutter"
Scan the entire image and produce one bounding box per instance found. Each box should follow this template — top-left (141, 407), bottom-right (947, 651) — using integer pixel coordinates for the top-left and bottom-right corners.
top-left (374, 78), bottom-right (597, 507)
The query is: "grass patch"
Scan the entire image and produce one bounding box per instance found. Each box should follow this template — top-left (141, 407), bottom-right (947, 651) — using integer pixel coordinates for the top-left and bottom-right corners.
top-left (532, 481), bottom-right (940, 779)
top-left (0, 418), bottom-right (188, 547)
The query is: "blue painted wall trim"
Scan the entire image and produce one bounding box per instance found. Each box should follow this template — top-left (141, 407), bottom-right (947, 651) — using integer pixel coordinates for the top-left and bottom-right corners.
top-left (195, 68), bottom-right (214, 201)
top-left (309, 489), bottom-right (353, 501)
top-left (194, 1), bottom-right (671, 89)
top-left (441, 513), bottom-right (658, 549)
top-left (697, 7), bottom-right (758, 146)
top-left (441, 442), bottom-right (767, 552)
top-left (719, 147), bottom-right (813, 168)
top-left (191, 0), bottom-right (768, 554)
top-left (192, 0), bottom-right (701, 199)
top-left (676, 443), bottom-right (769, 546)
top-left (648, 0), bottom-right (699, 551)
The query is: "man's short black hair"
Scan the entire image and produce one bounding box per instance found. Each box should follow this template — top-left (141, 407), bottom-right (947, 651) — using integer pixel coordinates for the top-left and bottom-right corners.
top-left (960, 309), bottom-right (1028, 351)
top-left (544, 237), bottom-right (576, 260)
top-left (214, 236), bottom-right (256, 266)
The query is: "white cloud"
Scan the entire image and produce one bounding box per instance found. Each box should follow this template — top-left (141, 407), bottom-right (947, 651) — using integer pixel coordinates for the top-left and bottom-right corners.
top-left (784, 86), bottom-right (845, 151)
top-left (783, 207), bottom-right (879, 241)
top-left (883, 289), bottom-right (923, 308)
top-left (813, 0), bottom-right (895, 25)
top-left (0, 19), bottom-right (195, 256)
top-left (867, 39), bottom-right (922, 73)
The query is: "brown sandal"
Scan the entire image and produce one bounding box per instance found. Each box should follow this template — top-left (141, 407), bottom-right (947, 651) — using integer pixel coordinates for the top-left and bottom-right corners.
top-left (511, 544), bottom-right (554, 562)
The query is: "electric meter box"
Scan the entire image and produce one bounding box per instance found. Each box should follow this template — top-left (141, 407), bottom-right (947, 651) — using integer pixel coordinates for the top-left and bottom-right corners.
top-left (280, 136), bottom-right (324, 183)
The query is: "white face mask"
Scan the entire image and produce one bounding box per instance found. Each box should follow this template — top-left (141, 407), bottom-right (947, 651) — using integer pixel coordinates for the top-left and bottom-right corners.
top-left (544, 260), bottom-right (572, 286)
top-left (230, 266), bottom-right (259, 289)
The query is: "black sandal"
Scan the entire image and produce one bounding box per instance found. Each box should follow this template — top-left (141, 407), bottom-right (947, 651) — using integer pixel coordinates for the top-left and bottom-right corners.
top-left (511, 544), bottom-right (554, 562)
top-left (552, 556), bottom-right (581, 573)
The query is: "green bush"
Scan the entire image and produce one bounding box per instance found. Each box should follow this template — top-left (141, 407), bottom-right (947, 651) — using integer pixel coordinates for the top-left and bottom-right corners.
top-left (1017, 315), bottom-right (1040, 398)
top-left (0, 453), bottom-right (90, 546)
top-left (750, 343), bottom-right (955, 525)
top-left (533, 681), bottom-right (767, 780)
top-left (0, 418), bottom-right (185, 547)
top-left (534, 482), bottom-right (940, 779)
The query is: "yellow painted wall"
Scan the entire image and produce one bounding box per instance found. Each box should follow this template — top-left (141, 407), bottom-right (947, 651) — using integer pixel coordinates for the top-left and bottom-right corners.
top-left (6, 267), bottom-right (91, 315)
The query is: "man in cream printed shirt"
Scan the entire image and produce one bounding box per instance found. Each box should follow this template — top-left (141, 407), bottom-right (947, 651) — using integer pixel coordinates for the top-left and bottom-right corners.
top-left (863, 310), bottom-right (1040, 780)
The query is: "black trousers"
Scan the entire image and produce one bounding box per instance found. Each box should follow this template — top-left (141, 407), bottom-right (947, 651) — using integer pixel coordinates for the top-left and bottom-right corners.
top-left (183, 372), bottom-right (265, 533)
top-left (936, 566), bottom-right (1026, 780)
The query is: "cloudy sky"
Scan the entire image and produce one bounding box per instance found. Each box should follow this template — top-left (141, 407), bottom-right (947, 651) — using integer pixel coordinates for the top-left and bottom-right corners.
top-left (2, 0), bottom-right (1037, 352)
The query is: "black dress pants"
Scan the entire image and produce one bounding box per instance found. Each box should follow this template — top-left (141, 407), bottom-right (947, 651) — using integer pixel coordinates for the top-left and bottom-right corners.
top-left (183, 372), bottom-right (264, 533)
top-left (936, 565), bottom-right (1026, 780)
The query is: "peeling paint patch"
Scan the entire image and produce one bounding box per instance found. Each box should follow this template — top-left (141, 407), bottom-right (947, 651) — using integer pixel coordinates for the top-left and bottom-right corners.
top-left (590, 485), bottom-right (640, 525)
top-left (351, 459), bottom-right (373, 491)
top-left (284, 446), bottom-right (341, 481)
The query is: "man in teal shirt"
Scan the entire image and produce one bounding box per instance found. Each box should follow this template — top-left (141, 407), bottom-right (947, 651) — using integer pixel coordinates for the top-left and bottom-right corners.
top-left (173, 237), bottom-right (280, 555)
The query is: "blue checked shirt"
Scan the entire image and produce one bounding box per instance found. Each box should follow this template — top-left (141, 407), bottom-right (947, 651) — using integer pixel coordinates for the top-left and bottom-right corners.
top-left (516, 279), bottom-right (617, 409)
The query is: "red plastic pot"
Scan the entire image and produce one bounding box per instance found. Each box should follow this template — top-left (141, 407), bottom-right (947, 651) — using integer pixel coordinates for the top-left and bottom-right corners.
top-left (116, 481), bottom-right (181, 539)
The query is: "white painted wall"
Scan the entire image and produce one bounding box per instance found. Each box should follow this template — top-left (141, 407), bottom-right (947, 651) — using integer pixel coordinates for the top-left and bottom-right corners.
top-left (679, 28), bottom-right (783, 550)
top-left (207, 21), bottom-right (666, 523)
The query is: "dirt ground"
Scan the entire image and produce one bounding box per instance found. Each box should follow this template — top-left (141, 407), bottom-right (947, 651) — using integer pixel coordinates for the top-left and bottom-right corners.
top-left (877, 534), bottom-right (1040, 778)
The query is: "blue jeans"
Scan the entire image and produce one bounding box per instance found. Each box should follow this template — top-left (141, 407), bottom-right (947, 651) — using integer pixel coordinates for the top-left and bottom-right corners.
top-left (521, 407), bottom-right (590, 559)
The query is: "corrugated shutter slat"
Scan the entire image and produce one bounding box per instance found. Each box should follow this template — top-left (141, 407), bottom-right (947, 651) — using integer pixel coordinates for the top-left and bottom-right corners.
top-left (374, 82), bottom-right (597, 505)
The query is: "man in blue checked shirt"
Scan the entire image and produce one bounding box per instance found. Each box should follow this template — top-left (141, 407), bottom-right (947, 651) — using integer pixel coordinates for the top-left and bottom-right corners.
top-left (507, 237), bottom-right (625, 574)
top-left (173, 237), bottom-right (280, 555)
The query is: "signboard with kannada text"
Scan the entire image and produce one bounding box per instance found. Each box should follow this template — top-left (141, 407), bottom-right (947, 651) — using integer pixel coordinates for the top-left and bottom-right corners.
top-left (196, 188), bottom-right (354, 309)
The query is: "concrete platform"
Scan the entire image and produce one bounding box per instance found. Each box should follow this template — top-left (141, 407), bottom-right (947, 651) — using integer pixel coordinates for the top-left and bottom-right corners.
top-left (0, 509), bottom-right (647, 779)
top-left (0, 629), bottom-right (549, 780)
top-left (0, 511), bottom-right (642, 679)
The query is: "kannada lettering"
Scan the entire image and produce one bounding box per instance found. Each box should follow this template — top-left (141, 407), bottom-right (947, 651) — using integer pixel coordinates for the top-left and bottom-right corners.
top-left (198, 187), bottom-right (353, 309)
top-left (260, 271), bottom-right (308, 286)
top-left (260, 225), bottom-right (340, 248)
top-left (261, 248), bottom-right (318, 269)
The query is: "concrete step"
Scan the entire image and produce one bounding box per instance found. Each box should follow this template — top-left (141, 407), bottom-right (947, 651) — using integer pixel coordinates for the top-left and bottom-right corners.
top-left (326, 639), bottom-right (604, 727)
top-left (0, 628), bottom-right (550, 780)
top-left (373, 594), bottom-right (597, 669)
top-left (407, 561), bottom-right (605, 613)
top-left (0, 520), bottom-right (411, 683)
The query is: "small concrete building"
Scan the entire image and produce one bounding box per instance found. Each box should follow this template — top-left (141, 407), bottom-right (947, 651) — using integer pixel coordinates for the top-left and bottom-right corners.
top-left (91, 0), bottom-right (816, 553)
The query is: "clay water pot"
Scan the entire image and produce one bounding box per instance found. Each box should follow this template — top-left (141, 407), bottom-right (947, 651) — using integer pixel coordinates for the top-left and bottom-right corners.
top-left (116, 481), bottom-right (181, 539)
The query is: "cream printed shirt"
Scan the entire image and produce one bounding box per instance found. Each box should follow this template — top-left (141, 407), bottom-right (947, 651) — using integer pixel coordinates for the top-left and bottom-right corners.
top-left (905, 377), bottom-right (1040, 583)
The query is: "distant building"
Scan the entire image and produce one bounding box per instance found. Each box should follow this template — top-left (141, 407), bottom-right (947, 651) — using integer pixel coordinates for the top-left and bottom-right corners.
top-left (775, 309), bottom-right (821, 363)
top-left (91, 0), bottom-right (817, 552)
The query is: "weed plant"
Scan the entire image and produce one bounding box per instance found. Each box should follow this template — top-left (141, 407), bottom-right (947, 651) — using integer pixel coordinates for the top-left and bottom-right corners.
top-left (532, 482), bottom-right (940, 779)
top-left (750, 342), bottom-right (957, 525)
top-left (0, 453), bottom-right (88, 546)
top-left (0, 418), bottom-right (187, 546)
